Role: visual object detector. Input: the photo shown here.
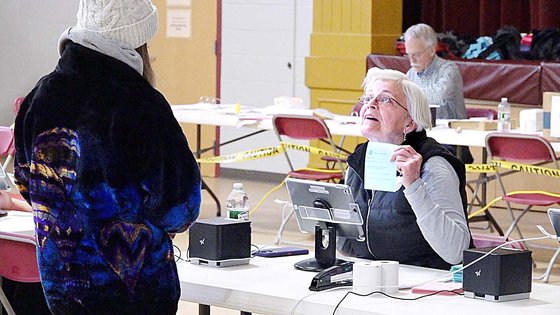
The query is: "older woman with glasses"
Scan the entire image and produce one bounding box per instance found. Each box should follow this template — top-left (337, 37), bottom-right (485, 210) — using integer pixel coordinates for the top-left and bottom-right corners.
top-left (337, 67), bottom-right (472, 270)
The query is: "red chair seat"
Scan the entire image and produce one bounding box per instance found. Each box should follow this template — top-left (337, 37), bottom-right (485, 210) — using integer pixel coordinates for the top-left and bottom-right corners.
top-left (472, 233), bottom-right (525, 250)
top-left (0, 232), bottom-right (39, 283)
top-left (288, 169), bottom-right (343, 181)
top-left (503, 194), bottom-right (560, 206)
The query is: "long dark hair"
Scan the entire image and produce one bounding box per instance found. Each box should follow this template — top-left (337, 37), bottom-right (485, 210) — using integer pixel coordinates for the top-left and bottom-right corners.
top-left (136, 44), bottom-right (156, 87)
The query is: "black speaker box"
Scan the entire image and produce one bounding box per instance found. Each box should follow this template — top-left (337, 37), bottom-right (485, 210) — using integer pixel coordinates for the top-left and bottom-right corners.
top-left (188, 217), bottom-right (251, 267)
top-left (463, 247), bottom-right (532, 302)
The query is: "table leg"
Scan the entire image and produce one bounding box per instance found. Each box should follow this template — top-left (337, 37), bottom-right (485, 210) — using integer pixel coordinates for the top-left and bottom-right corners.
top-left (196, 124), bottom-right (222, 217)
top-left (202, 179), bottom-right (221, 216)
top-left (469, 149), bottom-right (504, 235)
top-left (199, 304), bottom-right (210, 315)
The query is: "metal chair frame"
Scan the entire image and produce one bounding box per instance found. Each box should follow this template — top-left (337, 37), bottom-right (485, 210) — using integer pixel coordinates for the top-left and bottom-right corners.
top-left (272, 114), bottom-right (344, 182)
top-left (485, 132), bottom-right (560, 282)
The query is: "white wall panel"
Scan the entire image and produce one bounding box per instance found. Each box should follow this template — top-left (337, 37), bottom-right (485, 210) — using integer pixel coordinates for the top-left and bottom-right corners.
top-left (221, 0), bottom-right (312, 174)
top-left (0, 0), bottom-right (77, 125)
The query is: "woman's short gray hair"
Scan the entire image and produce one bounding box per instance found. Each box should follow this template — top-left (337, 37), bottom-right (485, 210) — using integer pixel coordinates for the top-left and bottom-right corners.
top-left (362, 67), bottom-right (432, 131)
top-left (404, 23), bottom-right (438, 48)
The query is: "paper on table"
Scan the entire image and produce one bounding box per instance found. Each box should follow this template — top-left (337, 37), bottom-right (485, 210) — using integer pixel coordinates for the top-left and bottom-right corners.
top-left (364, 142), bottom-right (401, 192)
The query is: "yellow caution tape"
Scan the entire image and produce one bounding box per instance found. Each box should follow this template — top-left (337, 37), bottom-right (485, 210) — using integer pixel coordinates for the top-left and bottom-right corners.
top-left (465, 161), bottom-right (559, 178)
top-left (491, 160), bottom-right (560, 178)
top-left (196, 146), bottom-right (283, 164)
top-left (280, 142), bottom-right (347, 160)
top-left (466, 164), bottom-right (496, 173)
top-left (196, 142), bottom-right (348, 164)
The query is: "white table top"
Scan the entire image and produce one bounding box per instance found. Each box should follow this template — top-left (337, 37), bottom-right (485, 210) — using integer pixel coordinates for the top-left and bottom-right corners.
top-left (177, 254), bottom-right (560, 315)
top-left (172, 104), bottom-right (560, 151)
top-left (0, 211), bottom-right (34, 236)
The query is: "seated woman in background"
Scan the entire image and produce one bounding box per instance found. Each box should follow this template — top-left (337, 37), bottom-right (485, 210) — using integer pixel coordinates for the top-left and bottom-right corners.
top-left (337, 67), bottom-right (472, 270)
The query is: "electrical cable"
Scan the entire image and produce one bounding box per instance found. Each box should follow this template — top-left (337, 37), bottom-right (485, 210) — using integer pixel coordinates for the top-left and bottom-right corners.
top-left (174, 244), bottom-right (187, 262)
top-left (325, 234), bottom-right (554, 314)
top-left (249, 167), bottom-right (343, 215)
top-left (288, 287), bottom-right (348, 315)
top-left (331, 289), bottom-right (463, 315)
top-left (248, 175), bottom-right (289, 215)
top-left (401, 235), bottom-right (551, 290)
top-left (250, 243), bottom-right (261, 257)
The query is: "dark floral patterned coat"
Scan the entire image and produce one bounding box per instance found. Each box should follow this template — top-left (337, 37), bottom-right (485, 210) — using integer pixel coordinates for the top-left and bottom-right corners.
top-left (14, 42), bottom-right (201, 314)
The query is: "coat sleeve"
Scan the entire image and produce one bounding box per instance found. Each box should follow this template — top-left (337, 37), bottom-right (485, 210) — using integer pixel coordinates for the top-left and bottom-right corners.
top-left (136, 98), bottom-right (202, 233)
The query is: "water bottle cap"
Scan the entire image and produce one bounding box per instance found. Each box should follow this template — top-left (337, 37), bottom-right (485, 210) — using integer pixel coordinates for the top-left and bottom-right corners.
top-left (233, 182), bottom-right (243, 189)
top-left (501, 97), bottom-right (508, 102)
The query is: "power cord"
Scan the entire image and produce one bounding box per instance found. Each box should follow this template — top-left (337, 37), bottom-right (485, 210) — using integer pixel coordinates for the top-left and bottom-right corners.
top-left (258, 198), bottom-right (312, 249)
top-left (248, 175), bottom-right (289, 215)
top-left (468, 190), bottom-right (560, 219)
top-left (331, 289), bottom-right (463, 315)
top-left (293, 232), bottom-right (556, 315)
top-left (173, 244), bottom-right (188, 262)
top-left (401, 234), bottom-right (551, 290)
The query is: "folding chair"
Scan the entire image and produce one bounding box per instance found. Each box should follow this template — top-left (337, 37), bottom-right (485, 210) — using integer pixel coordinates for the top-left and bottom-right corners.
top-left (466, 108), bottom-right (497, 120)
top-left (321, 101), bottom-right (363, 170)
top-left (485, 132), bottom-right (560, 282)
top-left (0, 126), bottom-right (15, 171)
top-left (0, 213), bottom-right (40, 315)
top-left (272, 114), bottom-right (344, 182)
top-left (13, 97), bottom-right (24, 115)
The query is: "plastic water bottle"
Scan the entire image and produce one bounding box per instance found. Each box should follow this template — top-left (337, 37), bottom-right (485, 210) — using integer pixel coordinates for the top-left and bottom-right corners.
top-left (497, 97), bottom-right (511, 132)
top-left (226, 183), bottom-right (249, 220)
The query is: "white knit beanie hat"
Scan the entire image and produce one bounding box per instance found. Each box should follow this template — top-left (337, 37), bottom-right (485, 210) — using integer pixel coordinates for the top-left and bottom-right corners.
top-left (76, 0), bottom-right (158, 49)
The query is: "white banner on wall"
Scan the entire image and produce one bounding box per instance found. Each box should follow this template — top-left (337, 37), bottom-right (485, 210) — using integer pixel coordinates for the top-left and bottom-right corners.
top-left (166, 8), bottom-right (192, 38)
top-left (167, 0), bottom-right (191, 6)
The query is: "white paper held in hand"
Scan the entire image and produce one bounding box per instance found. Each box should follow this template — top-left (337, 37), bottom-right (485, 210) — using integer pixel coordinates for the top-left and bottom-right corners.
top-left (363, 142), bottom-right (402, 192)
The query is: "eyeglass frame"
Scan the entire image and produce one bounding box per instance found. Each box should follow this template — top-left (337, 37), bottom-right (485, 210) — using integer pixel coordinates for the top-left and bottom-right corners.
top-left (359, 94), bottom-right (408, 112)
top-left (404, 45), bottom-right (432, 59)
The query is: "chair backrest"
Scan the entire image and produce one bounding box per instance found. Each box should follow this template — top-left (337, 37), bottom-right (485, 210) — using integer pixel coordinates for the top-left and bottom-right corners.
top-left (485, 132), bottom-right (558, 166)
top-left (467, 108), bottom-right (497, 120)
top-left (272, 114), bottom-right (344, 174)
top-left (273, 114), bottom-right (333, 140)
top-left (13, 97), bottom-right (24, 114)
top-left (0, 126), bottom-right (14, 158)
top-left (471, 233), bottom-right (526, 250)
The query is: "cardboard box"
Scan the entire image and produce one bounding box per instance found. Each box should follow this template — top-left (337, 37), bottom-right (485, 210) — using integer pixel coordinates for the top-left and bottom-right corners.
top-left (543, 92), bottom-right (560, 141)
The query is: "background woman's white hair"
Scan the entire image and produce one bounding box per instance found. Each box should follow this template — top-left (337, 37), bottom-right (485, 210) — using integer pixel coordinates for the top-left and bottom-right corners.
top-left (362, 67), bottom-right (432, 131)
top-left (404, 23), bottom-right (438, 48)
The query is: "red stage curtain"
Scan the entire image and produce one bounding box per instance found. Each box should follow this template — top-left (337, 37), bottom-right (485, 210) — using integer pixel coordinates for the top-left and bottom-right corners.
top-left (416, 0), bottom-right (560, 35)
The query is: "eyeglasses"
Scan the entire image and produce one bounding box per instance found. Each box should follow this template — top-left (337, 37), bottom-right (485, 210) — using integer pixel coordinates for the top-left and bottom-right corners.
top-left (404, 46), bottom-right (430, 59)
top-left (359, 94), bottom-right (408, 112)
